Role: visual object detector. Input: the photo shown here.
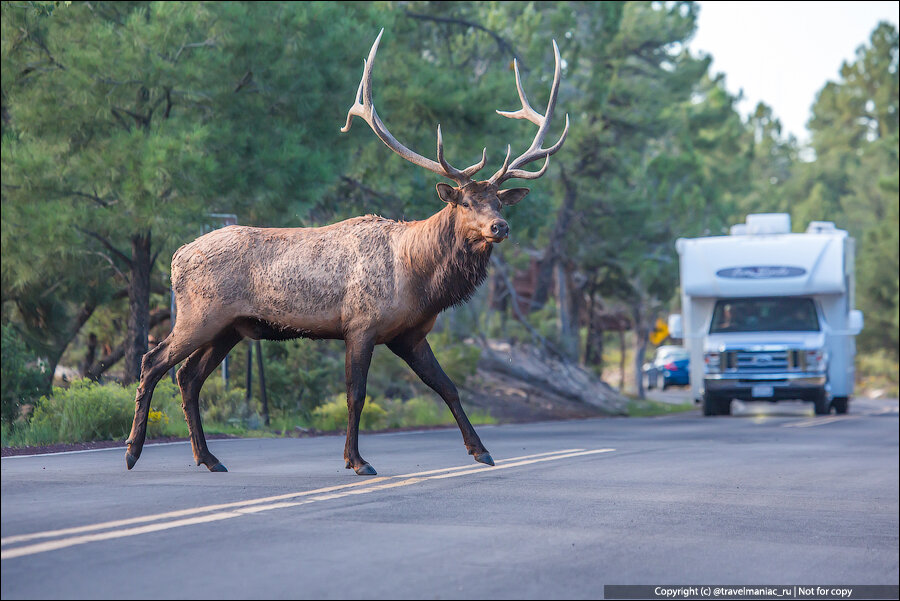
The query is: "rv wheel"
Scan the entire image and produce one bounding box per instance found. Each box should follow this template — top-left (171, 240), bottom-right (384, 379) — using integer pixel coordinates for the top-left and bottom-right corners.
top-left (719, 397), bottom-right (732, 415)
top-left (832, 396), bottom-right (848, 414)
top-left (812, 390), bottom-right (830, 415)
top-left (702, 392), bottom-right (720, 416)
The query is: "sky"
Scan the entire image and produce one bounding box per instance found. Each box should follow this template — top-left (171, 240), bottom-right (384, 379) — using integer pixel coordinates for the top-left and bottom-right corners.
top-left (689, 1), bottom-right (899, 145)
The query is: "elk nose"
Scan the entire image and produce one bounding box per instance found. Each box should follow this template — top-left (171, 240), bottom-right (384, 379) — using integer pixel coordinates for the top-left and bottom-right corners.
top-left (490, 220), bottom-right (509, 239)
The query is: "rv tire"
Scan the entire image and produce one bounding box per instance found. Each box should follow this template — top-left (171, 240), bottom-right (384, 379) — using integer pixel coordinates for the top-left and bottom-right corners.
top-left (719, 396), bottom-right (732, 415)
top-left (832, 396), bottom-right (848, 414)
top-left (703, 392), bottom-right (721, 416)
top-left (812, 390), bottom-right (830, 415)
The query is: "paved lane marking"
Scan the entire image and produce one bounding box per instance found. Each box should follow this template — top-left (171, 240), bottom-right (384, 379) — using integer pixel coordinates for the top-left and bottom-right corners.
top-left (393, 448), bottom-right (585, 478)
top-left (0, 449), bottom-right (587, 548)
top-left (0, 477), bottom-right (391, 547)
top-left (782, 416), bottom-right (857, 428)
top-left (1, 449), bottom-right (582, 548)
top-left (1, 448), bottom-right (614, 560)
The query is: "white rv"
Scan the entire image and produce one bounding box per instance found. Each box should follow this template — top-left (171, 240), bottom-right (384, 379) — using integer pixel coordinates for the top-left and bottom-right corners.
top-left (668, 214), bottom-right (864, 416)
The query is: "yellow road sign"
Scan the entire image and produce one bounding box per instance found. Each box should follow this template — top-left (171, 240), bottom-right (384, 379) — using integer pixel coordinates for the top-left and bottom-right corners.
top-left (649, 318), bottom-right (669, 345)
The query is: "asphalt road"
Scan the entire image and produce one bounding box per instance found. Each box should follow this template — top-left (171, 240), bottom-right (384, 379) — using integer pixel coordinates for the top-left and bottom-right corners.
top-left (2, 397), bottom-right (898, 599)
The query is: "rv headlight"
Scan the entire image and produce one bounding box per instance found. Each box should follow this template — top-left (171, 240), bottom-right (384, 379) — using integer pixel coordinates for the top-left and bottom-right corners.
top-left (805, 349), bottom-right (827, 373)
top-left (704, 352), bottom-right (721, 373)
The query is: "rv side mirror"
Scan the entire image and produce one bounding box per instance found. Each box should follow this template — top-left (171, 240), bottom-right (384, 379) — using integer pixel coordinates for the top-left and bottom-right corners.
top-left (668, 314), bottom-right (683, 339)
top-left (848, 310), bottom-right (864, 335)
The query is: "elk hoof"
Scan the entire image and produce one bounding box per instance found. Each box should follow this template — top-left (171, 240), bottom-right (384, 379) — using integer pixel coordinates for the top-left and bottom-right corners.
top-left (354, 463), bottom-right (377, 476)
top-left (208, 463), bottom-right (228, 473)
top-left (474, 452), bottom-right (495, 466)
top-left (125, 452), bottom-right (138, 471)
top-left (345, 461), bottom-right (352, 469)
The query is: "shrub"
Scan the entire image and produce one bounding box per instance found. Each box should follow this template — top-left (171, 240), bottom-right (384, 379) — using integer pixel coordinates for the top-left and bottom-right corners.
top-left (9, 380), bottom-right (184, 446)
top-left (30, 381), bottom-right (133, 444)
top-left (1, 325), bottom-right (46, 423)
top-left (310, 395), bottom-right (387, 431)
top-left (857, 350), bottom-right (900, 398)
top-left (382, 396), bottom-right (454, 428)
top-left (198, 376), bottom-right (257, 426)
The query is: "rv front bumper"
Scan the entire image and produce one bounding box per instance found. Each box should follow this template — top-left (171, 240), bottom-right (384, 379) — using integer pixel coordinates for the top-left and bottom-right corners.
top-left (704, 373), bottom-right (826, 401)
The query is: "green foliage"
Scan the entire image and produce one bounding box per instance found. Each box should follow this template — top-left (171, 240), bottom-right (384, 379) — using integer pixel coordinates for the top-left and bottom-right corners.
top-left (18, 379), bottom-right (182, 445)
top-left (856, 350), bottom-right (900, 398)
top-left (626, 398), bottom-right (695, 417)
top-left (1, 325), bottom-right (46, 423)
top-left (254, 339), bottom-right (345, 418)
top-left (2, 2), bottom-right (896, 420)
top-left (307, 394), bottom-right (494, 432)
top-left (785, 22), bottom-right (899, 357)
top-left (310, 395), bottom-right (387, 431)
top-left (197, 376), bottom-right (257, 427)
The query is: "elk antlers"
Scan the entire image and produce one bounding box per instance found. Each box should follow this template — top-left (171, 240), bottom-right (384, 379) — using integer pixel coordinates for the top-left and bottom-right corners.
top-left (341, 29), bottom-right (487, 187)
top-left (342, 30), bottom-right (568, 188)
top-left (489, 40), bottom-right (569, 186)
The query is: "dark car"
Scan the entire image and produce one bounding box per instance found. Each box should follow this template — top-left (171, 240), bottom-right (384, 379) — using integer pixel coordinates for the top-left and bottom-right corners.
top-left (642, 346), bottom-right (690, 390)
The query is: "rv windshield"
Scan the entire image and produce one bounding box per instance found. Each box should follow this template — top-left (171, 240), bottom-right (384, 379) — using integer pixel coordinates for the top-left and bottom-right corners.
top-left (710, 297), bottom-right (819, 333)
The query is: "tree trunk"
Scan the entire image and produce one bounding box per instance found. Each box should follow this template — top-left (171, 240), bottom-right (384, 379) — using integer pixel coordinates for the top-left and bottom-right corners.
top-left (531, 168), bottom-right (577, 312)
top-left (555, 263), bottom-right (579, 361)
top-left (618, 328), bottom-right (626, 391)
top-left (124, 231), bottom-right (152, 384)
top-left (632, 301), bottom-right (650, 400)
top-left (584, 282), bottom-right (605, 377)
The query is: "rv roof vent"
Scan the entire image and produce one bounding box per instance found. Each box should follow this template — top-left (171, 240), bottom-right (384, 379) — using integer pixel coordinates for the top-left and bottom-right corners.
top-left (730, 224), bottom-right (748, 235)
top-left (746, 213), bottom-right (791, 235)
top-left (806, 221), bottom-right (836, 234)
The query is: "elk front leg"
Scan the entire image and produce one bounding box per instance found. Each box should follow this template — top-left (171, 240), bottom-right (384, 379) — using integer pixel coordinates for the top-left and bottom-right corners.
top-left (388, 337), bottom-right (493, 466)
top-left (344, 334), bottom-right (377, 475)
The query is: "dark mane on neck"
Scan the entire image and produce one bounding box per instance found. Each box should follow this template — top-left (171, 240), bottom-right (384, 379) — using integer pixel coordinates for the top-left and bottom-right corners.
top-left (400, 206), bottom-right (492, 314)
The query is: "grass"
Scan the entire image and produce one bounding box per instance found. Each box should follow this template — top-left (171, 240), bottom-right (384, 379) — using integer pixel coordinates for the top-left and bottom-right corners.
top-left (626, 397), bottom-right (696, 417)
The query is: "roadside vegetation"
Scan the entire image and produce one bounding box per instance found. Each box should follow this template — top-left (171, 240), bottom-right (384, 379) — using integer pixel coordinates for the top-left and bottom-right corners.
top-left (2, 2), bottom-right (896, 447)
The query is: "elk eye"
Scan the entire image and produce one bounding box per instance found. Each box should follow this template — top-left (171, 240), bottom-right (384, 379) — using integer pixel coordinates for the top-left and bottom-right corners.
top-left (462, 202), bottom-right (470, 208)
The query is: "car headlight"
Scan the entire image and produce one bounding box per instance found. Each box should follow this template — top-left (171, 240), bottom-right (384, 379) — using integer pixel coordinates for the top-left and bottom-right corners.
top-left (704, 352), bottom-right (720, 373)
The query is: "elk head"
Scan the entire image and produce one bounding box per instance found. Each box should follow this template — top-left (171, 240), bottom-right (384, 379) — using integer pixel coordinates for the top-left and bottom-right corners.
top-left (341, 29), bottom-right (569, 245)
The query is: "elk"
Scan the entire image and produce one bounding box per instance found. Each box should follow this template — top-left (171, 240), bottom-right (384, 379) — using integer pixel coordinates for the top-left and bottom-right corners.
top-left (124, 30), bottom-right (568, 475)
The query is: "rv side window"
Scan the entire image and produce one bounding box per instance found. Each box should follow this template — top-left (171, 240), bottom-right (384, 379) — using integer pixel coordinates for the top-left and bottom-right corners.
top-left (710, 297), bottom-right (820, 333)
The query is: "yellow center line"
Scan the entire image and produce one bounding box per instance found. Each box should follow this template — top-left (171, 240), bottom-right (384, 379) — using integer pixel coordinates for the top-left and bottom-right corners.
top-left (782, 416), bottom-right (856, 428)
top-left (1, 448), bottom-right (605, 556)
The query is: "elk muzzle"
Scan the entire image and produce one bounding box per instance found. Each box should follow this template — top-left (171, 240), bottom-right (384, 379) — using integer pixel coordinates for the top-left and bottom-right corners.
top-left (488, 219), bottom-right (509, 242)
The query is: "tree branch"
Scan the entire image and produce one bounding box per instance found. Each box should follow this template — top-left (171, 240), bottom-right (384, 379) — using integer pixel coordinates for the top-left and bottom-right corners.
top-left (403, 11), bottom-right (526, 69)
top-left (172, 38), bottom-right (216, 64)
top-left (83, 309), bottom-right (171, 380)
top-left (77, 228), bottom-right (132, 269)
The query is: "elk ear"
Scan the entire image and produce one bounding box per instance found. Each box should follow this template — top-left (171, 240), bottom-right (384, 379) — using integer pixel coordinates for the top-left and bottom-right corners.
top-left (497, 187), bottom-right (529, 206)
top-left (436, 183), bottom-right (460, 205)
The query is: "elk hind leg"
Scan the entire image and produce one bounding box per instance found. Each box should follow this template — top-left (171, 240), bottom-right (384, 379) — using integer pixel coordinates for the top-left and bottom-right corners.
top-left (176, 329), bottom-right (243, 472)
top-left (126, 334), bottom-right (200, 470)
top-left (388, 337), bottom-right (493, 466)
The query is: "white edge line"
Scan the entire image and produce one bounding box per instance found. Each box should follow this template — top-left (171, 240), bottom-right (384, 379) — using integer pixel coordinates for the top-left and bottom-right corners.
top-left (1, 438), bottom-right (251, 460)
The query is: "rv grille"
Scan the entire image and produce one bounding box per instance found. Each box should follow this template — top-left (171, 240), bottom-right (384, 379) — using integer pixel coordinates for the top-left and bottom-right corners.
top-left (726, 350), bottom-right (790, 371)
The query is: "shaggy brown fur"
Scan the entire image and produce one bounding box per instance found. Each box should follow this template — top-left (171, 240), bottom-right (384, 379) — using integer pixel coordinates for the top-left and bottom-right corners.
top-left (124, 181), bottom-right (525, 475)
